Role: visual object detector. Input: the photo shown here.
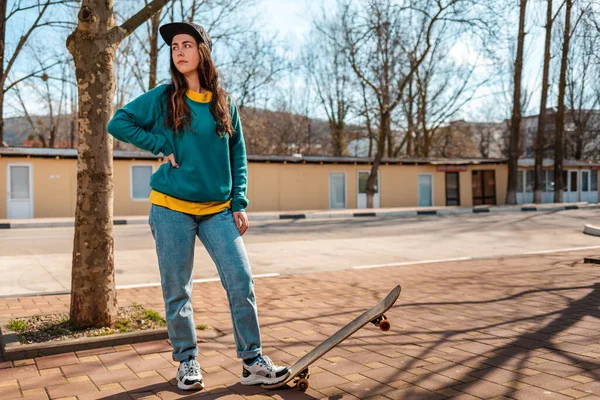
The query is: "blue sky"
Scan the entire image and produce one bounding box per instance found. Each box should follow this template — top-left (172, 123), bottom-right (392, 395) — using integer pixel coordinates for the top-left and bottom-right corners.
top-left (4, 0), bottom-right (557, 123)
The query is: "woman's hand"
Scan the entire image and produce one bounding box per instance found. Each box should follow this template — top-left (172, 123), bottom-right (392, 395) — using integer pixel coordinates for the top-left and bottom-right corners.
top-left (233, 211), bottom-right (249, 235)
top-left (163, 153), bottom-right (179, 168)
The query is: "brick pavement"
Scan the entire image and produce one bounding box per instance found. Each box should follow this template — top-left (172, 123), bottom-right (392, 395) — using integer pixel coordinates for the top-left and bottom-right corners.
top-left (0, 250), bottom-right (600, 399)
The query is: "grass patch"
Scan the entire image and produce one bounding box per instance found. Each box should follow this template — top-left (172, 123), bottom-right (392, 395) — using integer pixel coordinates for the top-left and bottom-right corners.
top-left (196, 324), bottom-right (211, 331)
top-left (8, 319), bottom-right (27, 332)
top-left (5, 304), bottom-right (166, 344)
top-left (143, 309), bottom-right (164, 323)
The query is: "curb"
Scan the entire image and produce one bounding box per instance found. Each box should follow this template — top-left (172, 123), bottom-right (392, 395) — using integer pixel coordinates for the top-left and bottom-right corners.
top-left (1, 203), bottom-right (598, 229)
top-left (584, 224), bottom-right (600, 237)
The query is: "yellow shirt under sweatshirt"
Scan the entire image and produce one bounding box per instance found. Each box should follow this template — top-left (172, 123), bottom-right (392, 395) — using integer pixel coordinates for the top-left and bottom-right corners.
top-left (149, 89), bottom-right (232, 216)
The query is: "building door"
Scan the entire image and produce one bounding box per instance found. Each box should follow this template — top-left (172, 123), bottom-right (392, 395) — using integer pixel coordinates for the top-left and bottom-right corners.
top-left (357, 171), bottom-right (380, 208)
top-left (445, 172), bottom-right (460, 206)
top-left (329, 172), bottom-right (346, 209)
top-left (7, 164), bottom-right (33, 219)
top-left (418, 174), bottom-right (433, 207)
top-left (581, 170), bottom-right (591, 202)
top-left (472, 170), bottom-right (496, 205)
top-left (565, 169), bottom-right (579, 203)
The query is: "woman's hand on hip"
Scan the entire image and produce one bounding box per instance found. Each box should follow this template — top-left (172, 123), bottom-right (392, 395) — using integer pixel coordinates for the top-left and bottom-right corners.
top-left (233, 211), bottom-right (249, 235)
top-left (163, 153), bottom-right (179, 168)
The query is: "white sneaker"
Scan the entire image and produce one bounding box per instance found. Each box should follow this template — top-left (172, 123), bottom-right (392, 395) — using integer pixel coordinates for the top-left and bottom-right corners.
top-left (240, 355), bottom-right (289, 385)
top-left (176, 358), bottom-right (204, 391)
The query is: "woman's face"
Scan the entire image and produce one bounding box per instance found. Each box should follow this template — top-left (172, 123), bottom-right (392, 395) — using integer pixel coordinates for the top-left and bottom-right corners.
top-left (171, 33), bottom-right (200, 75)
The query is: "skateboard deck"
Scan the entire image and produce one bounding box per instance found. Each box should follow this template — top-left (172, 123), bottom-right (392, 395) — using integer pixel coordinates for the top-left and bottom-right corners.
top-left (262, 285), bottom-right (401, 391)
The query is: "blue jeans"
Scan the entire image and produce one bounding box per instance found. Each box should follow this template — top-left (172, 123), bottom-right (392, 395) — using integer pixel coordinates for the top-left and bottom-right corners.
top-left (148, 205), bottom-right (262, 361)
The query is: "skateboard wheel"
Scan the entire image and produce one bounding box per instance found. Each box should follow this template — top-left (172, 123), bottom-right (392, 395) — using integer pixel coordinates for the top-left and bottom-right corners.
top-left (297, 378), bottom-right (309, 392)
top-left (379, 320), bottom-right (391, 331)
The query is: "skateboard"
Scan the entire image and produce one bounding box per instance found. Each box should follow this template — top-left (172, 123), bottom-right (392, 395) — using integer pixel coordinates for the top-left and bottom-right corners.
top-left (262, 284), bottom-right (401, 392)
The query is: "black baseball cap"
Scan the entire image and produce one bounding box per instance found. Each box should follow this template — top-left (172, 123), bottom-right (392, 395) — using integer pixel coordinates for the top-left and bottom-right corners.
top-left (159, 22), bottom-right (213, 52)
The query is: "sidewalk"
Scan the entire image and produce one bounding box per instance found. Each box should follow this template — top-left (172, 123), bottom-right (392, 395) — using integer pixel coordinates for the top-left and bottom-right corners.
top-left (1, 250), bottom-right (600, 399)
top-left (1, 202), bottom-right (598, 229)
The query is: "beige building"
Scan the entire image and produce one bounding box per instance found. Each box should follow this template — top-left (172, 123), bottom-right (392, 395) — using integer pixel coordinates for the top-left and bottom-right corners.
top-left (0, 147), bottom-right (598, 219)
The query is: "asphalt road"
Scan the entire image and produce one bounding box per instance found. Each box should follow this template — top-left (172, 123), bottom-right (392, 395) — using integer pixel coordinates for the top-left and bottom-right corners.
top-left (1, 209), bottom-right (599, 296)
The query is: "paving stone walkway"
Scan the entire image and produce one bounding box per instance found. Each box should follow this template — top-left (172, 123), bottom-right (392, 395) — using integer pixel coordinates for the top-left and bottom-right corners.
top-left (1, 250), bottom-right (600, 399)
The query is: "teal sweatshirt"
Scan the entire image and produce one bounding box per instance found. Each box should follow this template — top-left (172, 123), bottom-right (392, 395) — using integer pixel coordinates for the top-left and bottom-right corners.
top-left (107, 84), bottom-right (249, 212)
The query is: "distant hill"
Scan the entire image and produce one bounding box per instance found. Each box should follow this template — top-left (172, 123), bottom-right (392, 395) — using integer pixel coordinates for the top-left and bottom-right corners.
top-left (4, 114), bottom-right (75, 146)
top-left (3, 108), bottom-right (346, 156)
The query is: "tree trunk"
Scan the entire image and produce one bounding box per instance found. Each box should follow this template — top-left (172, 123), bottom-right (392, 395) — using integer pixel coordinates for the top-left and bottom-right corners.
top-left (66, 0), bottom-right (170, 329)
top-left (554, 0), bottom-right (572, 203)
top-left (70, 112), bottom-right (77, 148)
top-left (406, 79), bottom-right (414, 157)
top-left (49, 125), bottom-right (56, 148)
top-left (367, 111), bottom-right (389, 208)
top-left (0, 95), bottom-right (4, 146)
top-left (67, 4), bottom-right (118, 329)
top-left (330, 121), bottom-right (345, 156)
top-left (506, 0), bottom-right (527, 205)
top-left (534, 0), bottom-right (552, 204)
top-left (0, 0), bottom-right (7, 145)
top-left (148, 10), bottom-right (160, 90)
top-left (70, 88), bottom-right (77, 148)
top-left (573, 112), bottom-right (583, 159)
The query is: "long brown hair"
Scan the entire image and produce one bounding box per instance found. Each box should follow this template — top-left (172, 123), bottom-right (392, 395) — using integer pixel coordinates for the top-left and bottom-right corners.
top-left (165, 41), bottom-right (233, 137)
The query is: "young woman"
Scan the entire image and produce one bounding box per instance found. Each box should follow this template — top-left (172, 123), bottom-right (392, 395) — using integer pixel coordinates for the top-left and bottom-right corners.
top-left (107, 22), bottom-right (289, 391)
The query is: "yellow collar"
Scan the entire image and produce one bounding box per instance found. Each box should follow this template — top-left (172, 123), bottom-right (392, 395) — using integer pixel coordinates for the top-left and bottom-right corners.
top-left (186, 89), bottom-right (213, 103)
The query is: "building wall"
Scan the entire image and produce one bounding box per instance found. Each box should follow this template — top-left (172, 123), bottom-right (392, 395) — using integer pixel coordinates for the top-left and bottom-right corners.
top-left (0, 157), bottom-right (78, 219)
top-left (113, 159), bottom-right (163, 216)
top-left (0, 155), bottom-right (544, 219)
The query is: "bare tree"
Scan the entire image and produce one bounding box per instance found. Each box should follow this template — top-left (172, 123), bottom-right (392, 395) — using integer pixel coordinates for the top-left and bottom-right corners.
top-left (533, 0), bottom-right (555, 203)
top-left (554, 0), bottom-right (573, 202)
top-left (403, 25), bottom-right (486, 158)
top-left (566, 7), bottom-right (598, 160)
top-left (304, 4), bottom-right (354, 156)
top-left (66, 0), bottom-right (171, 329)
top-left (1, 0), bottom-right (77, 145)
top-left (343, 0), bottom-right (477, 208)
top-left (224, 31), bottom-right (288, 111)
top-left (506, 0), bottom-right (528, 205)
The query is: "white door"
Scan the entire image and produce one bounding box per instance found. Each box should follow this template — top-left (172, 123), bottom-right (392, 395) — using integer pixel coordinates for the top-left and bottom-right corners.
top-left (329, 172), bottom-right (346, 209)
top-left (357, 171), bottom-right (380, 208)
top-left (565, 170), bottom-right (578, 203)
top-left (7, 164), bottom-right (33, 219)
top-left (418, 174), bottom-right (433, 207)
top-left (591, 170), bottom-right (599, 203)
top-left (581, 170), bottom-right (591, 202)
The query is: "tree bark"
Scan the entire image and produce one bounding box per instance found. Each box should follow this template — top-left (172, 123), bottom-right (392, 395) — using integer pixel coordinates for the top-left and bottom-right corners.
top-left (406, 78), bottom-right (414, 157)
top-left (554, 0), bottom-right (572, 203)
top-left (534, 0), bottom-right (553, 204)
top-left (506, 0), bottom-right (527, 205)
top-left (0, 0), bottom-right (7, 145)
top-left (67, 0), bottom-right (171, 329)
top-left (330, 121), bottom-right (346, 157)
top-left (148, 10), bottom-right (160, 90)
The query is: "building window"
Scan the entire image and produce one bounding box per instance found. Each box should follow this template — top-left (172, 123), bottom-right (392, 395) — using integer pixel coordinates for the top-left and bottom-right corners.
top-left (131, 166), bottom-right (153, 200)
top-left (544, 171), bottom-right (555, 192)
top-left (592, 170), bottom-right (598, 191)
top-left (525, 170), bottom-right (534, 193)
top-left (517, 170), bottom-right (524, 193)
top-left (358, 171), bottom-right (378, 193)
top-left (582, 171), bottom-right (589, 192)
